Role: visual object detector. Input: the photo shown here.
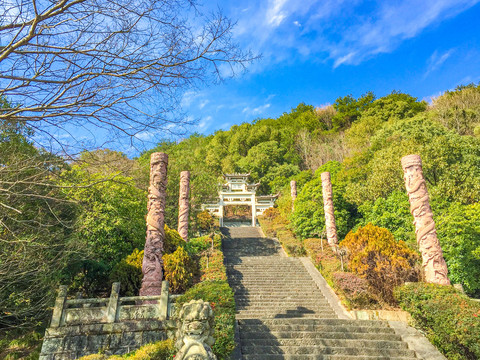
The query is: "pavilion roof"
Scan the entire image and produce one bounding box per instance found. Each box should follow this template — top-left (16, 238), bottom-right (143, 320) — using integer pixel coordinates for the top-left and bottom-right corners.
top-left (223, 173), bottom-right (250, 179)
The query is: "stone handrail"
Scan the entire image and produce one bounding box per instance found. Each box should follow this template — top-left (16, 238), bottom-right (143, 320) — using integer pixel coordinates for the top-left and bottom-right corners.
top-left (50, 281), bottom-right (172, 328)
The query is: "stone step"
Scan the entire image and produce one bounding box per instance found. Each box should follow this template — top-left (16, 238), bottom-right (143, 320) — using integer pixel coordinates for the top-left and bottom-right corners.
top-left (229, 280), bottom-right (317, 285)
top-left (234, 295), bottom-right (327, 300)
top-left (236, 314), bottom-right (335, 320)
top-left (236, 308), bottom-right (336, 314)
top-left (232, 284), bottom-right (320, 289)
top-left (239, 324), bottom-right (396, 334)
top-left (232, 287), bottom-right (322, 292)
top-left (240, 331), bottom-right (402, 341)
top-left (236, 308), bottom-right (334, 314)
top-left (226, 265), bottom-right (305, 268)
top-left (227, 267), bottom-right (307, 271)
top-left (223, 230), bottom-right (419, 360)
top-left (228, 277), bottom-right (315, 282)
top-left (242, 355), bottom-right (418, 360)
top-left (240, 345), bottom-right (417, 357)
top-left (237, 318), bottom-right (391, 328)
top-left (226, 261), bottom-right (303, 264)
top-left (234, 288), bottom-right (322, 292)
top-left (226, 260), bottom-right (302, 262)
top-left (236, 301), bottom-right (331, 310)
top-left (238, 338), bottom-right (409, 349)
top-left (235, 303), bottom-right (332, 308)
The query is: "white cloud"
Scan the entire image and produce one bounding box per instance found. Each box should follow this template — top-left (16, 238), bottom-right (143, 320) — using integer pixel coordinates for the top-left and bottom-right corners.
top-left (197, 116), bottom-right (213, 133)
top-left (199, 100), bottom-right (209, 109)
top-left (266, 0), bottom-right (289, 27)
top-left (252, 103), bottom-right (271, 114)
top-left (229, 0), bottom-right (479, 69)
top-left (242, 103), bottom-right (271, 116)
top-left (424, 49), bottom-right (455, 77)
top-left (181, 91), bottom-right (197, 108)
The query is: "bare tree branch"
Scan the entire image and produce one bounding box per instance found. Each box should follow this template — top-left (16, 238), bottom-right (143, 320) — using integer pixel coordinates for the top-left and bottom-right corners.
top-left (0, 0), bottom-right (256, 149)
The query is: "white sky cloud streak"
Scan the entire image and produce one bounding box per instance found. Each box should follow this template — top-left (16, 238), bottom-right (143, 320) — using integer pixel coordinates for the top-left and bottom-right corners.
top-left (227, 0), bottom-right (479, 69)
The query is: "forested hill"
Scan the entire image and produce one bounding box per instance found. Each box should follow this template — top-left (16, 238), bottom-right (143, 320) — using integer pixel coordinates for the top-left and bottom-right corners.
top-left (1, 84), bottom-right (480, 338)
top-left (141, 85), bottom-right (480, 295)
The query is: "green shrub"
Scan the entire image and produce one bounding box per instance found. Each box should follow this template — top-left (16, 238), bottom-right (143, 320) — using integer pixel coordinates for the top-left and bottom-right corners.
top-left (0, 330), bottom-right (43, 360)
top-left (290, 161), bottom-right (356, 240)
top-left (184, 235), bottom-right (212, 255)
top-left (199, 249), bottom-right (227, 282)
top-left (435, 202), bottom-right (480, 296)
top-left (162, 247), bottom-right (195, 294)
top-left (395, 283), bottom-right (480, 360)
top-left (341, 224), bottom-right (419, 305)
top-left (110, 249), bottom-right (143, 296)
top-left (164, 225), bottom-right (185, 254)
top-left (175, 281), bottom-right (235, 360)
top-left (185, 233), bottom-right (221, 255)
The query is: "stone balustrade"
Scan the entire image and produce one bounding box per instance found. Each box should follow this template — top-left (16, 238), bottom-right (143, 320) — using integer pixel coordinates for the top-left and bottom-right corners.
top-left (50, 281), bottom-right (173, 328)
top-left (40, 281), bottom-right (179, 359)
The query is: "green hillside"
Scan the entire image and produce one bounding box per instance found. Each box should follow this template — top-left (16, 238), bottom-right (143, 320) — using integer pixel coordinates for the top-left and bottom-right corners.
top-left (1, 85), bottom-right (480, 358)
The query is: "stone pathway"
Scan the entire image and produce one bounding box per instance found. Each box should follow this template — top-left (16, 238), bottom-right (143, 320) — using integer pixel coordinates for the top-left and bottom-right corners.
top-left (222, 227), bottom-right (420, 360)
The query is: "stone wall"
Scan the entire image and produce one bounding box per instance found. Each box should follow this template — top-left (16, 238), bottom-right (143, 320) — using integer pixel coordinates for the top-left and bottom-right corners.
top-left (40, 281), bottom-right (178, 360)
top-left (40, 319), bottom-right (174, 359)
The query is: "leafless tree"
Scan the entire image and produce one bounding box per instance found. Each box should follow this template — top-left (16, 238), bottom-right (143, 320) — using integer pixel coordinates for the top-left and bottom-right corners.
top-left (296, 129), bottom-right (347, 171)
top-left (0, 0), bottom-right (255, 149)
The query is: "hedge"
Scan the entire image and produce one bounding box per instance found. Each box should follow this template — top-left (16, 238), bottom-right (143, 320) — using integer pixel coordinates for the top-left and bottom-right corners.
top-left (395, 282), bottom-right (480, 360)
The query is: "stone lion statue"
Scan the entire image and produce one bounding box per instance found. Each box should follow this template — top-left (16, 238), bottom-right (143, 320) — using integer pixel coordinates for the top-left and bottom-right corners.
top-left (175, 299), bottom-right (217, 360)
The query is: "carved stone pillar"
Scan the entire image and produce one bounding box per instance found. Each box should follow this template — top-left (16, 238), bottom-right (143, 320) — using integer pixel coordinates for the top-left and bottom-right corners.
top-left (290, 180), bottom-right (297, 211)
top-left (140, 152), bottom-right (168, 296)
top-left (321, 172), bottom-right (338, 247)
top-left (401, 154), bottom-right (450, 285)
top-left (177, 171), bottom-right (190, 241)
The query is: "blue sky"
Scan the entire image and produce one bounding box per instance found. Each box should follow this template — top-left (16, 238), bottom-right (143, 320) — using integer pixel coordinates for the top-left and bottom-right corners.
top-left (156, 0), bottom-right (480, 141)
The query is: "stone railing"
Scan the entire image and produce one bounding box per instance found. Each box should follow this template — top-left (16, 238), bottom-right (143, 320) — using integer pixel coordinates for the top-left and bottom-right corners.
top-left (50, 281), bottom-right (175, 328)
top-left (40, 281), bottom-right (180, 359)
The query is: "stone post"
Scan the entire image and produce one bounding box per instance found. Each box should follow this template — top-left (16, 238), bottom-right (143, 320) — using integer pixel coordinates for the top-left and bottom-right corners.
top-left (290, 180), bottom-right (297, 211)
top-left (321, 172), bottom-right (338, 247)
top-left (140, 152), bottom-right (168, 296)
top-left (105, 282), bottom-right (120, 323)
top-left (219, 195), bottom-right (224, 227)
top-left (251, 194), bottom-right (256, 227)
top-left (401, 154), bottom-right (450, 285)
top-left (50, 285), bottom-right (67, 328)
top-left (177, 171), bottom-right (190, 241)
top-left (158, 280), bottom-right (169, 320)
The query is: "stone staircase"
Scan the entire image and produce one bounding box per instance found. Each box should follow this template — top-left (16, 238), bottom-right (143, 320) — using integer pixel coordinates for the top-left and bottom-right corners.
top-left (222, 227), bottom-right (419, 360)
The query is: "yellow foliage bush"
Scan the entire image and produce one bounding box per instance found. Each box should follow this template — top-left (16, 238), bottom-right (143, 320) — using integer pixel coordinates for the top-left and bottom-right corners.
top-left (340, 223), bottom-right (419, 305)
top-left (164, 225), bottom-right (185, 254)
top-left (78, 339), bottom-right (175, 360)
top-left (162, 247), bottom-right (195, 294)
top-left (196, 210), bottom-right (216, 232)
top-left (262, 207), bottom-right (280, 220)
top-left (110, 249), bottom-right (144, 296)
